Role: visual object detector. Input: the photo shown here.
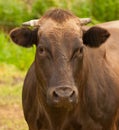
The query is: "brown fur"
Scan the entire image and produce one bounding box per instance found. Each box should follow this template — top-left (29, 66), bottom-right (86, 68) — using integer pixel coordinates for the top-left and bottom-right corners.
top-left (9, 9), bottom-right (119, 130)
top-left (41, 8), bottom-right (76, 23)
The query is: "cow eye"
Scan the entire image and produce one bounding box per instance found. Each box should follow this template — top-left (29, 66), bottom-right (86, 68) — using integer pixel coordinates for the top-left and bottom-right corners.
top-left (38, 46), bottom-right (46, 55)
top-left (71, 46), bottom-right (83, 60)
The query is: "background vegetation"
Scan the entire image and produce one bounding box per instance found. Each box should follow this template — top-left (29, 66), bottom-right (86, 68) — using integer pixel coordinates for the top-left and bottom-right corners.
top-left (0, 0), bottom-right (119, 130)
top-left (1, 0), bottom-right (119, 30)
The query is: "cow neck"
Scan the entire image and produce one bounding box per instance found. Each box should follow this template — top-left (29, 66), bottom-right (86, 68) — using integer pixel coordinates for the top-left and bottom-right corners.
top-left (80, 47), bottom-right (119, 123)
top-left (46, 106), bottom-right (72, 130)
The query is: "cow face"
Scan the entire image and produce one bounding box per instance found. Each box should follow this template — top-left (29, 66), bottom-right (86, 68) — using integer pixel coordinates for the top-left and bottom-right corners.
top-left (10, 9), bottom-right (110, 108)
top-left (35, 21), bottom-right (83, 108)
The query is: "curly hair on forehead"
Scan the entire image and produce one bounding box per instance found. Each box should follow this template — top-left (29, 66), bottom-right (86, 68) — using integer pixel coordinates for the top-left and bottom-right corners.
top-left (42, 8), bottom-right (76, 23)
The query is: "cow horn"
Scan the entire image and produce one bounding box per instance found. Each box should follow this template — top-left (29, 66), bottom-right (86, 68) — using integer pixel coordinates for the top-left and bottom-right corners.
top-left (80, 18), bottom-right (91, 25)
top-left (22, 19), bottom-right (39, 26)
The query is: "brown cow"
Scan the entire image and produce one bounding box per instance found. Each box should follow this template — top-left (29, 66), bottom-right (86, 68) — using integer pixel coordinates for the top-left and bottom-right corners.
top-left (10, 9), bottom-right (119, 130)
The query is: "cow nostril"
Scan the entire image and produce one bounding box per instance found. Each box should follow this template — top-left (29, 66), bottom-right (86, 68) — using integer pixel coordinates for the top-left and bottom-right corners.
top-left (69, 91), bottom-right (76, 102)
top-left (52, 91), bottom-right (60, 103)
top-left (70, 91), bottom-right (75, 97)
top-left (53, 91), bottom-right (59, 98)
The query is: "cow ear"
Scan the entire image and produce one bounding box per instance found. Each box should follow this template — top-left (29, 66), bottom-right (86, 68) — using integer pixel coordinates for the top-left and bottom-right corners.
top-left (10, 27), bottom-right (38, 47)
top-left (83, 26), bottom-right (110, 47)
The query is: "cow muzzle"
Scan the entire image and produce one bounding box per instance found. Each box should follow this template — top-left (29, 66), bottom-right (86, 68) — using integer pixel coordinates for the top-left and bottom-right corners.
top-left (47, 86), bottom-right (78, 108)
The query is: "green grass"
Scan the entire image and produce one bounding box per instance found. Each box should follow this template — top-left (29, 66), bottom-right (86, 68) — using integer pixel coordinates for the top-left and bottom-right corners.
top-left (0, 63), bottom-right (27, 130)
top-left (0, 31), bottom-right (35, 70)
top-left (0, 63), bottom-right (24, 104)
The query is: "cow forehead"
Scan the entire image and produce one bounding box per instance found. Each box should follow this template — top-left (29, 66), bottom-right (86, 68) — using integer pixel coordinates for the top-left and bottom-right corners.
top-left (37, 19), bottom-right (83, 57)
top-left (37, 21), bottom-right (82, 48)
top-left (38, 18), bottom-right (82, 34)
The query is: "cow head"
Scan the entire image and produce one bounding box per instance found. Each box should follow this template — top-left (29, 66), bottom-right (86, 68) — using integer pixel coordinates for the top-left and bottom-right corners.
top-left (10, 9), bottom-right (110, 109)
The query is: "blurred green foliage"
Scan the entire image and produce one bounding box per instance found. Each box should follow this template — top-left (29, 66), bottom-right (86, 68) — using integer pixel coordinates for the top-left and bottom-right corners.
top-left (32, 0), bottom-right (91, 18)
top-left (0, 0), bottom-right (30, 28)
top-left (0, 32), bottom-right (35, 70)
top-left (1, 0), bottom-right (119, 29)
top-left (90, 0), bottom-right (119, 22)
top-left (32, 0), bottom-right (57, 18)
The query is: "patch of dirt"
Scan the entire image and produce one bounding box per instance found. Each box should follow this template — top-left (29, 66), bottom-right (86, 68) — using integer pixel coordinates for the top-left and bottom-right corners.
top-left (0, 104), bottom-right (23, 118)
top-left (0, 80), bottom-right (7, 85)
top-left (0, 104), bottom-right (27, 130)
top-left (11, 75), bottom-right (24, 86)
